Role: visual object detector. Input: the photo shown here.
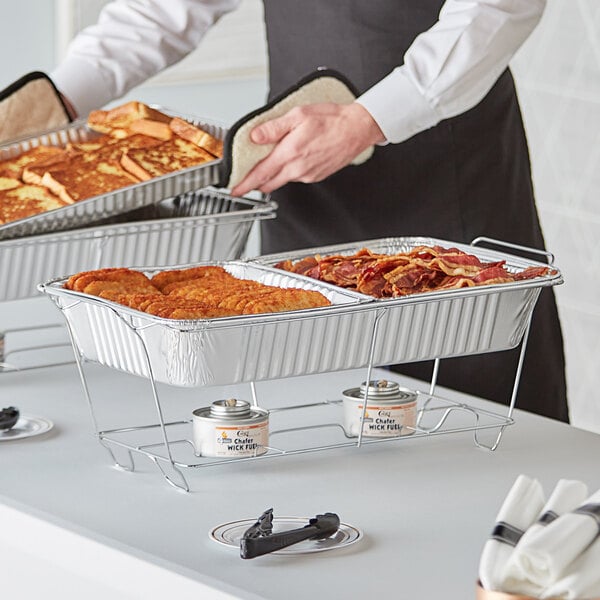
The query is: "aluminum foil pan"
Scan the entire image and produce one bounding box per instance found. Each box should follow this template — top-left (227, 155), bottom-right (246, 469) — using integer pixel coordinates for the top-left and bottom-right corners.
top-left (253, 236), bottom-right (563, 366)
top-left (0, 111), bottom-right (225, 240)
top-left (1, 189), bottom-right (276, 302)
top-left (40, 263), bottom-right (370, 387)
top-left (39, 237), bottom-right (562, 388)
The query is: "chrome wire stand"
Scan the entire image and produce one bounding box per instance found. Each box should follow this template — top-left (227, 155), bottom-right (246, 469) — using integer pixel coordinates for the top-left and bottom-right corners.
top-left (59, 299), bottom-right (528, 493)
top-left (0, 324), bottom-right (73, 372)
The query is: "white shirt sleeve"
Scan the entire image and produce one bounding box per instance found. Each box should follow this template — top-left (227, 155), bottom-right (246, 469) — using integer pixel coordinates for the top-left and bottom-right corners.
top-left (50, 0), bottom-right (241, 116)
top-left (356, 0), bottom-right (546, 144)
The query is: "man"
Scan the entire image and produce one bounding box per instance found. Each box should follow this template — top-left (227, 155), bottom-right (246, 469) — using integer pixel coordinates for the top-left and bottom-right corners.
top-left (50, 0), bottom-right (567, 421)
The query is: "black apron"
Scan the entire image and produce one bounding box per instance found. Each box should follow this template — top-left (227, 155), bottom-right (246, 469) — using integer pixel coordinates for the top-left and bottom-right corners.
top-left (260, 0), bottom-right (568, 422)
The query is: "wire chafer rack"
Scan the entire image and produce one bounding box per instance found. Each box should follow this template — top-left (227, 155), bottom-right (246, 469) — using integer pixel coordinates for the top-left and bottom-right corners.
top-left (39, 237), bottom-right (562, 491)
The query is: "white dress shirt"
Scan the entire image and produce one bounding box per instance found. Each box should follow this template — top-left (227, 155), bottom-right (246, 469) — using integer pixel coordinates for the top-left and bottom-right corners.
top-left (50, 0), bottom-right (545, 145)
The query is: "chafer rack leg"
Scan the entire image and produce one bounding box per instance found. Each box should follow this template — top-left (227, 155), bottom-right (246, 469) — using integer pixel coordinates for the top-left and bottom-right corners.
top-left (52, 292), bottom-right (529, 493)
top-left (0, 324), bottom-right (73, 373)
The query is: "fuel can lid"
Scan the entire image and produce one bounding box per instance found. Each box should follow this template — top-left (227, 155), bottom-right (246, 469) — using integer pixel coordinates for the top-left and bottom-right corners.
top-left (343, 379), bottom-right (417, 403)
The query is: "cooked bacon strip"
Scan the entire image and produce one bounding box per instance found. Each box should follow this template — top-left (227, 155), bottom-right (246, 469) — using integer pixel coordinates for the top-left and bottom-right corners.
top-left (321, 260), bottom-right (362, 287)
top-left (276, 245), bottom-right (552, 298)
top-left (513, 265), bottom-right (552, 280)
top-left (275, 256), bottom-right (320, 279)
top-left (472, 265), bottom-right (513, 285)
top-left (385, 265), bottom-right (442, 296)
top-left (434, 276), bottom-right (477, 291)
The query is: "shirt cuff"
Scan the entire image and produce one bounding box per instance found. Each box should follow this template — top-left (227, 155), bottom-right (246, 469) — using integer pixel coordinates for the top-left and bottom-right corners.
top-left (356, 67), bottom-right (442, 145)
top-left (50, 58), bottom-right (116, 118)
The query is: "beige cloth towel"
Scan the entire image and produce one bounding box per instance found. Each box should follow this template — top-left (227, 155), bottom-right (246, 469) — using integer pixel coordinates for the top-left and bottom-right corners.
top-left (0, 72), bottom-right (70, 145)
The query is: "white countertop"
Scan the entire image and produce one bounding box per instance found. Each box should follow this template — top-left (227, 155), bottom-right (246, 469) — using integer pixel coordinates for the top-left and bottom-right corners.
top-left (2, 298), bottom-right (600, 600)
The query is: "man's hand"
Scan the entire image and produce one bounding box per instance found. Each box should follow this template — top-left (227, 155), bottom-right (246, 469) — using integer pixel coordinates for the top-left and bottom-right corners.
top-left (230, 102), bottom-right (385, 197)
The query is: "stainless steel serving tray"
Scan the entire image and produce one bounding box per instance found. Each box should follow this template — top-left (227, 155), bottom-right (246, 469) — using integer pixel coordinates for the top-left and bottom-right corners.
top-left (2, 188), bottom-right (276, 302)
top-left (253, 236), bottom-right (563, 367)
top-left (0, 110), bottom-right (225, 240)
top-left (40, 263), bottom-right (370, 387)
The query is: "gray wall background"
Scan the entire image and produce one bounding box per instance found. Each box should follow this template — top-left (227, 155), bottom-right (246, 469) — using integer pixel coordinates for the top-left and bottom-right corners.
top-left (0, 2), bottom-right (56, 86)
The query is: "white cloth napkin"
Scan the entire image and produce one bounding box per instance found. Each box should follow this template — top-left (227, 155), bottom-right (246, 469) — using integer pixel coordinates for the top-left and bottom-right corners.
top-left (541, 536), bottom-right (600, 599)
top-left (507, 488), bottom-right (600, 591)
top-left (479, 474), bottom-right (545, 591)
top-left (501, 479), bottom-right (589, 597)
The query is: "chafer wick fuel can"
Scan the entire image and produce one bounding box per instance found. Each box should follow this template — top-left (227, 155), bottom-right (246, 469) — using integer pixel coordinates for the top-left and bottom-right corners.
top-left (192, 399), bottom-right (269, 458)
top-left (342, 380), bottom-right (417, 438)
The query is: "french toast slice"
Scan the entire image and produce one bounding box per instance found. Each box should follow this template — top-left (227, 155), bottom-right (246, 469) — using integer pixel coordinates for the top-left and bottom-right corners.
top-left (129, 119), bottom-right (173, 140)
top-left (22, 159), bottom-right (68, 186)
top-left (0, 181), bottom-right (68, 224)
top-left (0, 176), bottom-right (21, 192)
top-left (0, 145), bottom-right (69, 179)
top-left (22, 150), bottom-right (80, 185)
top-left (65, 135), bottom-right (118, 155)
top-left (23, 134), bottom-right (162, 197)
top-left (169, 117), bottom-right (223, 157)
top-left (62, 133), bottom-right (163, 166)
top-left (93, 133), bottom-right (163, 162)
top-left (41, 155), bottom-right (140, 204)
top-left (88, 101), bottom-right (171, 137)
top-left (120, 137), bottom-right (215, 181)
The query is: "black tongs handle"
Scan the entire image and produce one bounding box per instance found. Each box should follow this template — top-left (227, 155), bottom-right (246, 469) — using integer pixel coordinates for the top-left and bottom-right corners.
top-left (240, 510), bottom-right (340, 559)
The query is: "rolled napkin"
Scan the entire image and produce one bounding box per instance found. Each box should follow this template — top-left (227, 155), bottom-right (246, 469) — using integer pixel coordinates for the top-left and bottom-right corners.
top-left (479, 475), bottom-right (546, 592)
top-left (541, 536), bottom-right (600, 599)
top-left (501, 479), bottom-right (589, 597)
top-left (507, 489), bottom-right (600, 590)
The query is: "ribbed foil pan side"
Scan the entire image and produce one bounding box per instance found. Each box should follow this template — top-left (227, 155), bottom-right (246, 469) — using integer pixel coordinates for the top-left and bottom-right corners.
top-left (40, 262), bottom-right (372, 387)
top-left (252, 235), bottom-right (562, 363)
top-left (370, 286), bottom-right (541, 364)
top-left (1, 189), bottom-right (276, 301)
top-left (0, 115), bottom-right (225, 240)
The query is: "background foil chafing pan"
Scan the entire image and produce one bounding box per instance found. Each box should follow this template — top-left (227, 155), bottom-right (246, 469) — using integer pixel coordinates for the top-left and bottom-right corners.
top-left (39, 262), bottom-right (370, 387)
top-left (253, 236), bottom-right (563, 368)
top-left (0, 110), bottom-right (225, 240)
top-left (39, 237), bottom-right (562, 388)
top-left (1, 188), bottom-right (276, 302)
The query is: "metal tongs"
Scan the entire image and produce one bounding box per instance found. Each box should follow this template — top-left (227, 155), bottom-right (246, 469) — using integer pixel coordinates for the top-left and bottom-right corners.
top-left (240, 508), bottom-right (340, 559)
top-left (0, 406), bottom-right (19, 431)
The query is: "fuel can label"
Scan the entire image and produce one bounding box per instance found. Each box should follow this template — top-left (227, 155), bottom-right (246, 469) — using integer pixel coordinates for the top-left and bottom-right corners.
top-left (213, 421), bottom-right (269, 457)
top-left (352, 402), bottom-right (417, 437)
